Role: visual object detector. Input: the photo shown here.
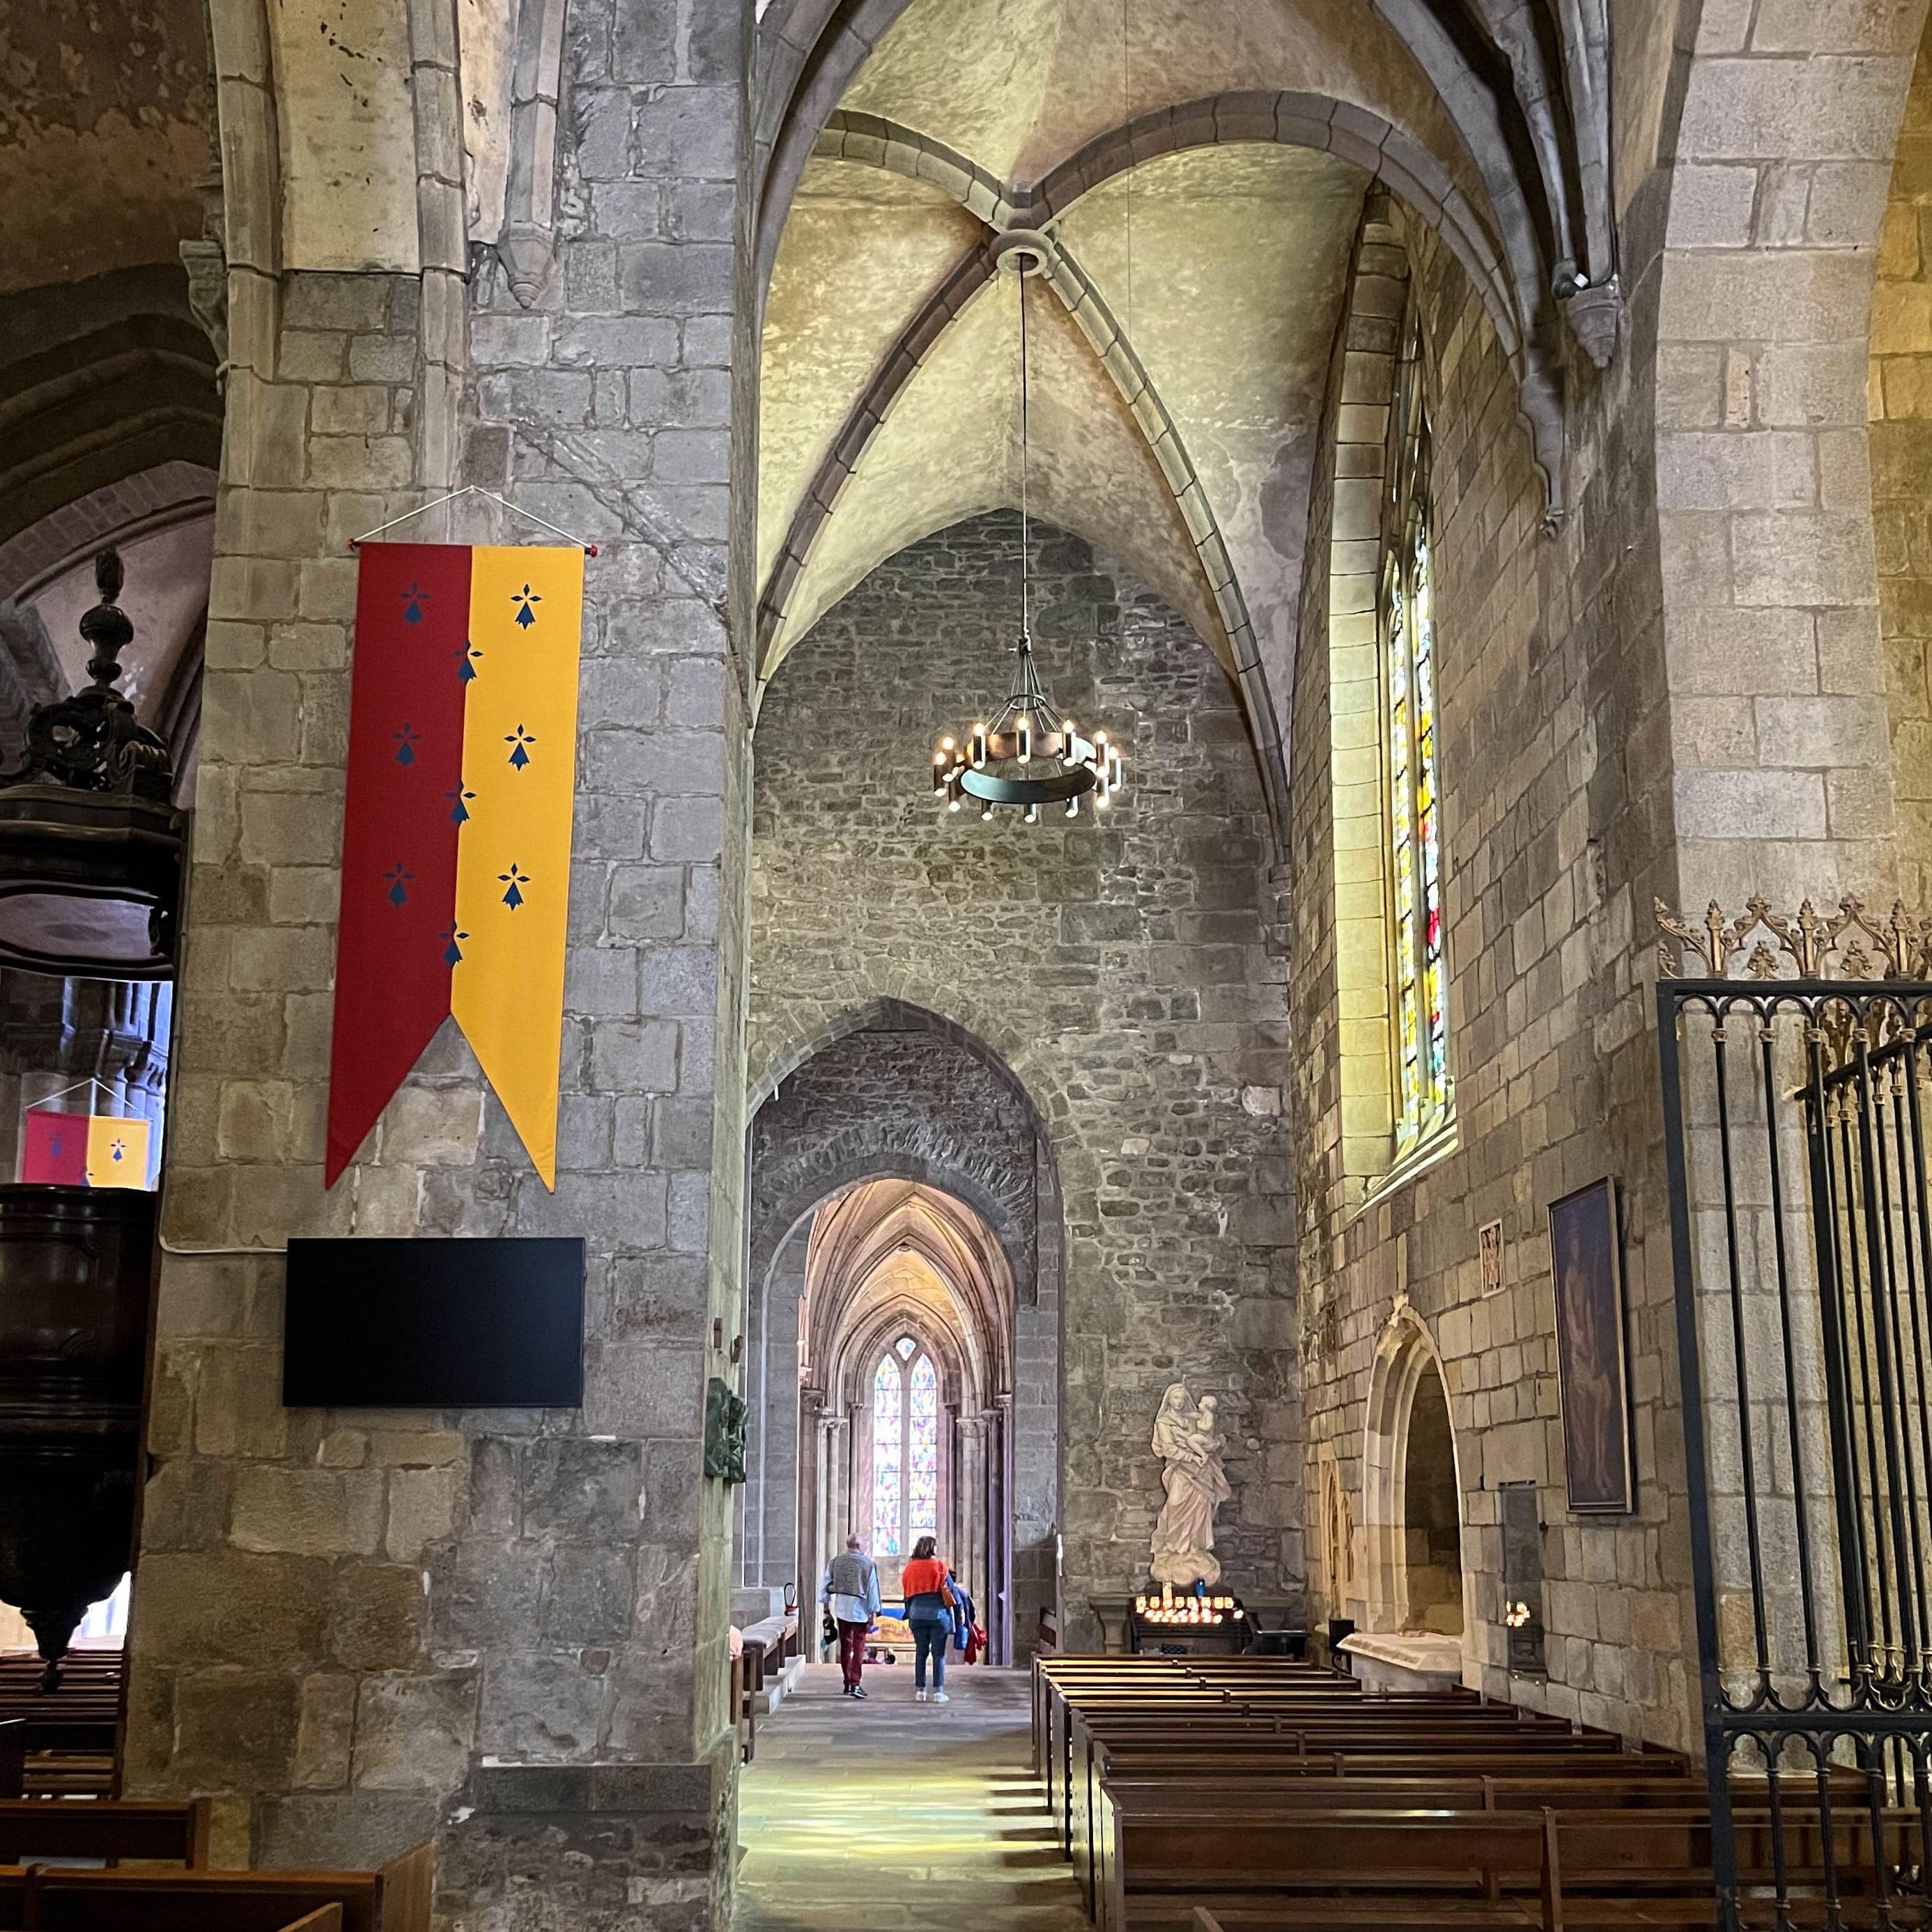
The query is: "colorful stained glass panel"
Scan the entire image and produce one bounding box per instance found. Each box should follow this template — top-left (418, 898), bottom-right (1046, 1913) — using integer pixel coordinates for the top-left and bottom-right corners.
top-left (1384, 337), bottom-right (1451, 1152)
top-left (872, 1355), bottom-right (903, 1556)
top-left (909, 1352), bottom-right (939, 1540)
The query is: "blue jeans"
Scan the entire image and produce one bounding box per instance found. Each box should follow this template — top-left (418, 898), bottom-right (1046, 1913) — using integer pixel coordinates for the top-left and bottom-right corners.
top-left (911, 1614), bottom-right (950, 1690)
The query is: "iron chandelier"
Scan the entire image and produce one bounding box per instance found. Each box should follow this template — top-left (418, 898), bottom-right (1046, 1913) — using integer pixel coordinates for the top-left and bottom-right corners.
top-left (930, 235), bottom-right (1125, 824)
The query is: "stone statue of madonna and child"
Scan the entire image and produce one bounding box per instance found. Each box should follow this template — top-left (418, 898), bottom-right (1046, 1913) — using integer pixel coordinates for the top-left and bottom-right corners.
top-left (1150, 1381), bottom-right (1232, 1587)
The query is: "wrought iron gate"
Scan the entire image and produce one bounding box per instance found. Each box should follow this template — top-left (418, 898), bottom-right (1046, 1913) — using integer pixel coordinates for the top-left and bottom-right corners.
top-left (1658, 899), bottom-right (1932, 1929)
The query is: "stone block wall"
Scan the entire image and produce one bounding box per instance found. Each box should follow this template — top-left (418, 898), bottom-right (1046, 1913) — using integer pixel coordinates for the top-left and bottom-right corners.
top-left (125, 0), bottom-right (754, 1916)
top-left (1290, 194), bottom-right (1696, 1742)
top-left (1873, 25), bottom-right (1932, 907)
top-left (750, 513), bottom-right (1300, 1644)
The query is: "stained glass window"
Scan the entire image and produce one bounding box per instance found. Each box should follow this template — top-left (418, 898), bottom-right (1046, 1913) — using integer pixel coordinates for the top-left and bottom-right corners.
top-left (872, 1355), bottom-right (903, 1557)
top-left (872, 1338), bottom-right (941, 1559)
top-left (909, 1351), bottom-right (940, 1540)
top-left (1384, 311), bottom-right (1451, 1152)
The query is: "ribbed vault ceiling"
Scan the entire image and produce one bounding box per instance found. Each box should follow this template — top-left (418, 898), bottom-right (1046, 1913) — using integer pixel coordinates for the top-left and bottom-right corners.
top-left (755, 0), bottom-right (1616, 790)
top-left (804, 1179), bottom-right (1012, 1405)
top-left (755, 0), bottom-right (1442, 771)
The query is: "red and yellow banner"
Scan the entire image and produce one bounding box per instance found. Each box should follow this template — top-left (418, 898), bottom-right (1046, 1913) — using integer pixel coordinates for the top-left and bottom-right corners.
top-left (22, 1111), bottom-right (153, 1189)
top-left (326, 541), bottom-right (583, 1188)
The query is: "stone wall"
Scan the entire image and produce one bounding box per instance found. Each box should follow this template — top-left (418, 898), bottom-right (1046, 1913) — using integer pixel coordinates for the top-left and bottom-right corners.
top-left (750, 1017), bottom-right (1043, 1294)
top-left (749, 513), bottom-right (1300, 1644)
top-left (1290, 190), bottom-right (1694, 1741)
top-left (1874, 25), bottom-right (1932, 906)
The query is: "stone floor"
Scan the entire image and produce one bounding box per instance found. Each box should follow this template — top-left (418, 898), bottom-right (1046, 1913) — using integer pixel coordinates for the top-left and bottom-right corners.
top-left (734, 1662), bottom-right (1091, 1931)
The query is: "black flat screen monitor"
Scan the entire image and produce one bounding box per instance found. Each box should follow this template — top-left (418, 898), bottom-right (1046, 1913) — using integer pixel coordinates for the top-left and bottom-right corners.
top-left (282, 1237), bottom-right (584, 1407)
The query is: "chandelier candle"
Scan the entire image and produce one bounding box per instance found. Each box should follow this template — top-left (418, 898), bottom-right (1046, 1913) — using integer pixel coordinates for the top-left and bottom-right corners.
top-left (929, 237), bottom-right (1125, 824)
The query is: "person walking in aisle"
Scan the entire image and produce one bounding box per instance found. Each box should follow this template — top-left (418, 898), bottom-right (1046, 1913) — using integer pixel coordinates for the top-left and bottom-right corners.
top-left (821, 1533), bottom-right (881, 1699)
top-left (899, 1536), bottom-right (955, 1703)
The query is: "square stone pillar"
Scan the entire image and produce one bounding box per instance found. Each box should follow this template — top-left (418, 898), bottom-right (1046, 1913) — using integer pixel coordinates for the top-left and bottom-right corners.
top-left (123, 0), bottom-right (755, 1923)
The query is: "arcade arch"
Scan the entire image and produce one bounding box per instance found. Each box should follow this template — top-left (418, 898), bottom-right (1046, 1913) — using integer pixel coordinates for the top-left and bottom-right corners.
top-left (741, 1005), bottom-right (1061, 1662)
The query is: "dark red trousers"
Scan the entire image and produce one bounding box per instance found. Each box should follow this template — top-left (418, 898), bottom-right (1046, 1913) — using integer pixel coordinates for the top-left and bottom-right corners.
top-left (836, 1618), bottom-right (868, 1690)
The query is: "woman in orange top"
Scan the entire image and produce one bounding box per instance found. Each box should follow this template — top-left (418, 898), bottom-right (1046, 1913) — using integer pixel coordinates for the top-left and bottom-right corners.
top-left (899, 1537), bottom-right (953, 1703)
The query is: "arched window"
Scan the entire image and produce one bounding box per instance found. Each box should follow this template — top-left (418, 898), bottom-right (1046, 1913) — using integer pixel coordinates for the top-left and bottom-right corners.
top-left (872, 1352), bottom-right (903, 1556)
top-left (1383, 309), bottom-right (1451, 1152)
top-left (872, 1334), bottom-right (941, 1558)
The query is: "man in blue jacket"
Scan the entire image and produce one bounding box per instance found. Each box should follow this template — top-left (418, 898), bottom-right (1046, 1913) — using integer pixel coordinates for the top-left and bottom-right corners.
top-left (821, 1534), bottom-right (882, 1699)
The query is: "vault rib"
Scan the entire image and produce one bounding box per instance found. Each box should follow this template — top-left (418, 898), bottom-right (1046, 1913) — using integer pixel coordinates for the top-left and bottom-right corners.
top-left (812, 97), bottom-right (1569, 511)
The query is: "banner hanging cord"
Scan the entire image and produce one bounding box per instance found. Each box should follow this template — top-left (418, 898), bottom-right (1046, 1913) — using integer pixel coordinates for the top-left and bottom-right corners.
top-left (24, 1076), bottom-right (121, 1113)
top-left (350, 484), bottom-right (598, 555)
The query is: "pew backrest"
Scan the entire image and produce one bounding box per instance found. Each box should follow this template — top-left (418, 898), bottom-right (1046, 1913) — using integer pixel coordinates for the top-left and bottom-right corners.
top-left (0, 1800), bottom-right (207, 1867)
top-left (5, 1839), bottom-right (431, 1932)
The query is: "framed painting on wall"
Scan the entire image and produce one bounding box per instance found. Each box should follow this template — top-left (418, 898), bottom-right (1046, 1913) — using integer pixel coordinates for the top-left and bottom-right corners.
top-left (1547, 1177), bottom-right (1634, 1513)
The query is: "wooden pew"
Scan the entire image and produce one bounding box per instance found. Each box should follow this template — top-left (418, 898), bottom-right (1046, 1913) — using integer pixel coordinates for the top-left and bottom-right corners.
top-left (1066, 1725), bottom-right (1666, 1872)
top-left (0, 1799), bottom-right (207, 1866)
top-left (1085, 1772), bottom-right (1713, 1913)
top-left (0, 1839), bottom-right (433, 1932)
top-left (0, 1653), bottom-right (123, 1797)
top-left (1107, 1805), bottom-right (1923, 1932)
top-left (0, 1725), bottom-right (121, 1805)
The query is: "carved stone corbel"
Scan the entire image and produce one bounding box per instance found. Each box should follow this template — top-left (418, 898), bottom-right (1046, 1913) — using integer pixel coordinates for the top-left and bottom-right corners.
top-left (1560, 277), bottom-right (1621, 371)
top-left (496, 223), bottom-right (557, 309)
top-left (179, 171), bottom-right (229, 380)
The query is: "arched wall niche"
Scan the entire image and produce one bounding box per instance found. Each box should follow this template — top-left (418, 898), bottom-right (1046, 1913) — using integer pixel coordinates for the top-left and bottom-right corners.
top-left (1361, 1307), bottom-right (1470, 1655)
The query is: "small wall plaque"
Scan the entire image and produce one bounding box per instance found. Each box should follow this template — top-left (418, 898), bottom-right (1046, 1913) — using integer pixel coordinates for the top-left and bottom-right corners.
top-left (1478, 1218), bottom-right (1504, 1297)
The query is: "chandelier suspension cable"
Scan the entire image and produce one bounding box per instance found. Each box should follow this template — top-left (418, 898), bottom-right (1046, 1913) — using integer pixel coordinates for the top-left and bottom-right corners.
top-left (927, 240), bottom-right (1125, 824)
top-left (1020, 269), bottom-right (1030, 644)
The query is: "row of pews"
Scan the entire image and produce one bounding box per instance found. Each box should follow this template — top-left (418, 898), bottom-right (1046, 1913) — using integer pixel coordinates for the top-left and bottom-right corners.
top-left (0, 1794), bottom-right (428, 1932)
top-left (0, 1650), bottom-right (123, 1799)
top-left (1031, 1654), bottom-right (1912, 1931)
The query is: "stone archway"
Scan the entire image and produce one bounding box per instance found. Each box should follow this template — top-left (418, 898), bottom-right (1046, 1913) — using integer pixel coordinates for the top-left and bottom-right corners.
top-left (1361, 1308), bottom-right (1469, 1646)
top-left (742, 1003), bottom-right (1062, 1662)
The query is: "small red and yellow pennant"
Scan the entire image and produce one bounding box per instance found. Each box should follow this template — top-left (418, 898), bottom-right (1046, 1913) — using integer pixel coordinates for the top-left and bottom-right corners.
top-left (22, 1111), bottom-right (154, 1189)
top-left (327, 541), bottom-right (584, 1188)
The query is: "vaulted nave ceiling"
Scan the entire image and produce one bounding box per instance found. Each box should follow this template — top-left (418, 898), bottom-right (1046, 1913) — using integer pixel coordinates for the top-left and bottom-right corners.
top-left (755, 0), bottom-right (1615, 796)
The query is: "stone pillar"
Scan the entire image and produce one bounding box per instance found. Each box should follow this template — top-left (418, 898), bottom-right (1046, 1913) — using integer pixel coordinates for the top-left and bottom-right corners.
top-left (122, 0), bottom-right (755, 1917)
top-left (992, 1394), bottom-right (1012, 1657)
top-left (741, 1226), bottom-right (805, 1593)
top-left (956, 1414), bottom-right (985, 1619)
top-left (796, 1386), bottom-right (824, 1631)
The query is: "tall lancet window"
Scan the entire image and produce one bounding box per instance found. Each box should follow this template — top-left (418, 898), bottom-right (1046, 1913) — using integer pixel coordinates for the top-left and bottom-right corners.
top-left (1383, 311), bottom-right (1451, 1152)
top-left (872, 1336), bottom-right (941, 1559)
top-left (909, 1348), bottom-right (940, 1543)
top-left (872, 1352), bottom-right (903, 1556)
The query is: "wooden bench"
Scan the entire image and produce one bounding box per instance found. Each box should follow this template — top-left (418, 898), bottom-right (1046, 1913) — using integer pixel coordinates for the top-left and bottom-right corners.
top-left (0, 1839), bottom-right (433, 1932)
top-left (0, 1651), bottom-right (124, 1801)
top-left (1107, 1806), bottom-right (1922, 1932)
top-left (0, 1725), bottom-right (121, 1805)
top-left (1084, 1772), bottom-right (1717, 1912)
top-left (0, 1800), bottom-right (207, 1867)
top-left (1065, 1726), bottom-right (1667, 1870)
